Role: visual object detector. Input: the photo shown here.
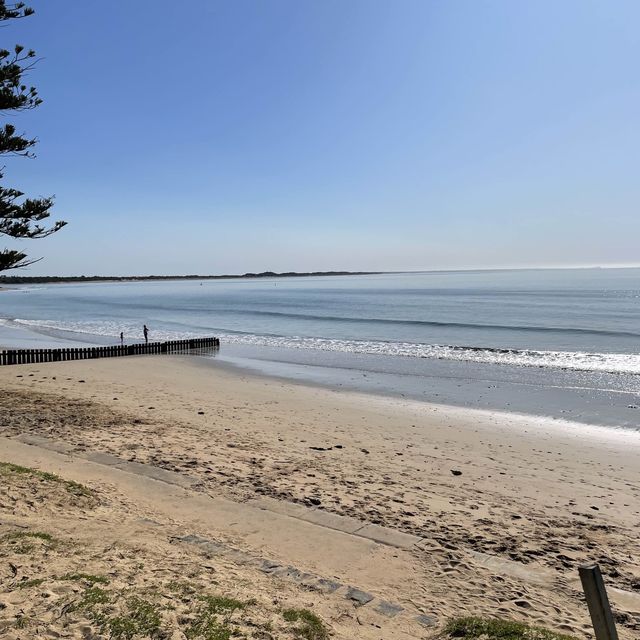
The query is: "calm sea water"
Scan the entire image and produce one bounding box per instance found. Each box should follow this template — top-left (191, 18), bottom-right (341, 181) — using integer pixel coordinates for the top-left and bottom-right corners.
top-left (2, 269), bottom-right (639, 428)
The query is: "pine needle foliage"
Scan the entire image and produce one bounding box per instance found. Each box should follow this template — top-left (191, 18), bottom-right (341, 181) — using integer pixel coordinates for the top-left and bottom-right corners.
top-left (0, 1), bottom-right (66, 271)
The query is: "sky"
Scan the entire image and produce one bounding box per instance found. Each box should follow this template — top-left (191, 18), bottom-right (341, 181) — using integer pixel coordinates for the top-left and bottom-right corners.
top-left (2, 0), bottom-right (639, 276)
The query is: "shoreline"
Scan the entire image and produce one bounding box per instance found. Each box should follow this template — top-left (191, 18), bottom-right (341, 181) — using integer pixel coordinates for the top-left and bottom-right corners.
top-left (0, 271), bottom-right (383, 286)
top-left (202, 350), bottom-right (640, 445)
top-left (2, 314), bottom-right (640, 432)
top-left (206, 344), bottom-right (640, 432)
top-left (2, 268), bottom-right (639, 434)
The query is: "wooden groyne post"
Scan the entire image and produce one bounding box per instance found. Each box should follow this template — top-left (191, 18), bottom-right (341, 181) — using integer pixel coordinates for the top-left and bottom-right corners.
top-left (579, 563), bottom-right (619, 640)
top-left (0, 337), bottom-right (220, 366)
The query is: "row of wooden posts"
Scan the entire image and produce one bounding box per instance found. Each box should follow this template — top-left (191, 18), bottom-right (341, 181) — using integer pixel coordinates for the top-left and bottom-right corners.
top-left (0, 337), bottom-right (220, 366)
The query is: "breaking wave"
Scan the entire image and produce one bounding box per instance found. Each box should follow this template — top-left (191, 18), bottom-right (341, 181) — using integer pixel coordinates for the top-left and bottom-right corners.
top-left (7, 317), bottom-right (640, 376)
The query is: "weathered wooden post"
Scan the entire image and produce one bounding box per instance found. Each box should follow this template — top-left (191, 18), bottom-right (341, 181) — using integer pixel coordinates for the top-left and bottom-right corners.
top-left (579, 564), bottom-right (619, 640)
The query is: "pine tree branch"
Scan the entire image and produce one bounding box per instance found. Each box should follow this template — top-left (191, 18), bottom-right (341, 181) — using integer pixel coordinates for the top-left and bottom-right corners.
top-left (0, 249), bottom-right (42, 271)
top-left (0, 0), bottom-right (65, 272)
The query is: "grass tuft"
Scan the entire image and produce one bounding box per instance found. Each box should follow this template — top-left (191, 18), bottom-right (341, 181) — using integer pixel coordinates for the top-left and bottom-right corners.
top-left (199, 595), bottom-right (246, 615)
top-left (17, 578), bottom-right (45, 589)
top-left (282, 608), bottom-right (328, 640)
top-left (60, 572), bottom-right (109, 585)
top-left (443, 617), bottom-right (579, 640)
top-left (1, 530), bottom-right (56, 554)
top-left (0, 461), bottom-right (94, 497)
top-left (167, 580), bottom-right (197, 597)
top-left (2, 530), bottom-right (54, 542)
top-left (185, 620), bottom-right (233, 640)
top-left (78, 586), bottom-right (111, 608)
top-left (108, 596), bottom-right (162, 640)
top-left (14, 615), bottom-right (31, 629)
top-left (184, 594), bottom-right (247, 640)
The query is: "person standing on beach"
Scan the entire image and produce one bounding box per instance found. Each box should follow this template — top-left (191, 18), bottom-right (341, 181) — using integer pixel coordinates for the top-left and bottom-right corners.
top-left (143, 324), bottom-right (149, 344)
top-left (120, 331), bottom-right (124, 346)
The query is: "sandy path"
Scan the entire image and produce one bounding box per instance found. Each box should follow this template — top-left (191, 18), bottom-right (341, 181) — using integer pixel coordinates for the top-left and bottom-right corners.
top-left (0, 355), bottom-right (639, 637)
top-left (0, 436), bottom-right (428, 639)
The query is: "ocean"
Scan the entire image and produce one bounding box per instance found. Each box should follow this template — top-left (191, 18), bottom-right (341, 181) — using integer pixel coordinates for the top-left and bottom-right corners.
top-left (1, 268), bottom-right (639, 429)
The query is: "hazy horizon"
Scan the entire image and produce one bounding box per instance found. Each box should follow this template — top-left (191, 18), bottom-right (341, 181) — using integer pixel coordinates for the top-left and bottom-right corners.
top-left (3, 1), bottom-right (639, 276)
top-left (4, 264), bottom-right (640, 280)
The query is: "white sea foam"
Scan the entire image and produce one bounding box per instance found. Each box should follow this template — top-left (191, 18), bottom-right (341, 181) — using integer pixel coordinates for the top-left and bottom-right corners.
top-left (218, 333), bottom-right (640, 375)
top-left (8, 317), bottom-right (640, 376)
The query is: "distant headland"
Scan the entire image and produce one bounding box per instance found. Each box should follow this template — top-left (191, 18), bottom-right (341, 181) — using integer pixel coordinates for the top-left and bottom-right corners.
top-left (0, 271), bottom-right (381, 285)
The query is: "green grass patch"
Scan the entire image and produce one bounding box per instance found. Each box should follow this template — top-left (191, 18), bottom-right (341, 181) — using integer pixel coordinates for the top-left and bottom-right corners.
top-left (0, 461), bottom-right (94, 497)
top-left (282, 608), bottom-right (328, 640)
top-left (78, 586), bottom-right (111, 608)
top-left (2, 530), bottom-right (54, 542)
top-left (1, 530), bottom-right (56, 554)
top-left (185, 620), bottom-right (233, 640)
top-left (71, 586), bottom-right (112, 629)
top-left (14, 615), bottom-right (31, 629)
top-left (17, 578), bottom-right (45, 589)
top-left (185, 595), bottom-right (247, 640)
top-left (199, 595), bottom-right (246, 615)
top-left (60, 572), bottom-right (109, 585)
top-left (73, 588), bottom-right (162, 640)
top-left (167, 580), bottom-right (196, 596)
top-left (443, 617), bottom-right (579, 640)
top-left (107, 596), bottom-right (162, 640)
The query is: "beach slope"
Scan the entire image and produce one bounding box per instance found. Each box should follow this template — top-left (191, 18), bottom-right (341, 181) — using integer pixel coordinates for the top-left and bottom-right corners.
top-left (0, 356), bottom-right (639, 638)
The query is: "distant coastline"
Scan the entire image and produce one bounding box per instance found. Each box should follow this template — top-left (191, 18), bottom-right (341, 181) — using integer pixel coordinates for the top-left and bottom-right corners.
top-left (4, 266), bottom-right (639, 286)
top-left (0, 271), bottom-right (381, 285)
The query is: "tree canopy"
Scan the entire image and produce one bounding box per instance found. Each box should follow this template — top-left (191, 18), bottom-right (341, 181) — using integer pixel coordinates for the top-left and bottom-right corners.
top-left (0, 1), bottom-right (65, 271)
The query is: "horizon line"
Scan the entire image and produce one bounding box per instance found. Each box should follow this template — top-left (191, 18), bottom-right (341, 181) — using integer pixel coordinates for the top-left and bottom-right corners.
top-left (2, 264), bottom-right (640, 283)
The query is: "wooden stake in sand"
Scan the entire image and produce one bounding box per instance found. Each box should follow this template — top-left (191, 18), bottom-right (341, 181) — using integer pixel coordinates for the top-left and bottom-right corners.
top-left (579, 563), bottom-right (619, 640)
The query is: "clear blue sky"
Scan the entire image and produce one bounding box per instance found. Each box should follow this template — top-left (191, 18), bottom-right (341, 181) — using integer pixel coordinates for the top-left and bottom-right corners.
top-left (4, 0), bottom-right (639, 275)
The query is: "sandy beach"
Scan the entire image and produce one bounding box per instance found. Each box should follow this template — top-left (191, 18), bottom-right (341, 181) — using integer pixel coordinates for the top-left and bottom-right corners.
top-left (2, 0), bottom-right (638, 636)
top-left (1, 354), bottom-right (639, 638)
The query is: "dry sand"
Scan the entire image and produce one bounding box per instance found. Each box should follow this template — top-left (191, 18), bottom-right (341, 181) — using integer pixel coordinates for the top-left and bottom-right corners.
top-left (1, 354), bottom-right (639, 638)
